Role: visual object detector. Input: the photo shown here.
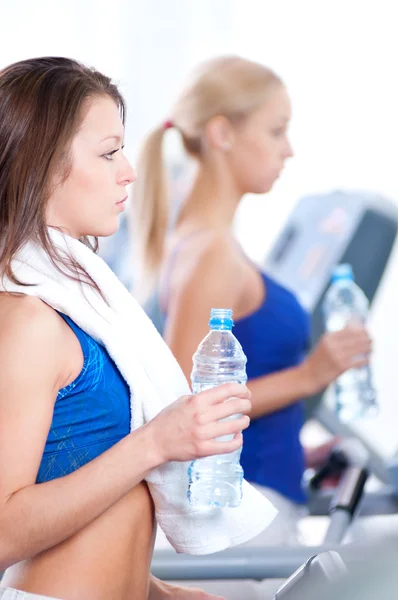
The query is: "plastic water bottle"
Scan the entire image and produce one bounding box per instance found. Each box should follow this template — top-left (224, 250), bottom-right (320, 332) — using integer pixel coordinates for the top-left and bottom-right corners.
top-left (187, 308), bottom-right (247, 508)
top-left (323, 264), bottom-right (377, 422)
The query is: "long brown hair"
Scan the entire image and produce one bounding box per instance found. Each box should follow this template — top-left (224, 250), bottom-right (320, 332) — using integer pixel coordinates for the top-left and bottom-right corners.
top-left (0, 56), bottom-right (125, 288)
top-left (132, 55), bottom-right (282, 303)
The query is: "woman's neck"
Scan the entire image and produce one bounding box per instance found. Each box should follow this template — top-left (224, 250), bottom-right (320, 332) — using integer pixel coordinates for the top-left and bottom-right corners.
top-left (176, 160), bottom-right (242, 234)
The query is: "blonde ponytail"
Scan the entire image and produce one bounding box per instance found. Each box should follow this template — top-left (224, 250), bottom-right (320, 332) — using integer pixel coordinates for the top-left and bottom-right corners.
top-left (132, 56), bottom-right (282, 304)
top-left (131, 125), bottom-right (169, 303)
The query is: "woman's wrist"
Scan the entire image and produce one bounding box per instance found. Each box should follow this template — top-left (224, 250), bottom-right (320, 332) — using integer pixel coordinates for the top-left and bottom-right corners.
top-left (128, 422), bottom-right (165, 473)
top-left (295, 361), bottom-right (322, 397)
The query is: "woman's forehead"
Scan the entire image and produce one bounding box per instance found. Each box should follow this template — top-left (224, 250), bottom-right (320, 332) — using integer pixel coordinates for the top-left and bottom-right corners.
top-left (253, 87), bottom-right (292, 123)
top-left (76, 96), bottom-right (124, 143)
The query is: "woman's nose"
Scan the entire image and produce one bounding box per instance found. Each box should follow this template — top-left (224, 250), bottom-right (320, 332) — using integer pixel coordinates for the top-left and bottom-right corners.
top-left (119, 158), bottom-right (136, 185)
top-left (285, 137), bottom-right (294, 159)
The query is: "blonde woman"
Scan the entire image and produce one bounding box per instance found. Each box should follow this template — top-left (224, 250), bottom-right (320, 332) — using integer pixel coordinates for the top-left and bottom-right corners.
top-left (132, 56), bottom-right (372, 543)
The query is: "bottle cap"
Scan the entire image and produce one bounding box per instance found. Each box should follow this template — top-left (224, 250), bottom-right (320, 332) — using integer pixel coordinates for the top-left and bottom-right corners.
top-left (331, 263), bottom-right (354, 283)
top-left (209, 308), bottom-right (234, 330)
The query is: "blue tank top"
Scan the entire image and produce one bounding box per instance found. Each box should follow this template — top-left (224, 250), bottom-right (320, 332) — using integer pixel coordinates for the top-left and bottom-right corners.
top-left (235, 273), bottom-right (311, 504)
top-left (36, 314), bottom-right (131, 484)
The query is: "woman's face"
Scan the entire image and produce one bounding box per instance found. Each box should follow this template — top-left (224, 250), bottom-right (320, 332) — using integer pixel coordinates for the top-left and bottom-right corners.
top-left (46, 95), bottom-right (135, 238)
top-left (228, 84), bottom-right (293, 195)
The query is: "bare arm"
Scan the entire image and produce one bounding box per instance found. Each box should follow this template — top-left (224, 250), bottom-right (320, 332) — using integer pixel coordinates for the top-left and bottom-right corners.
top-left (163, 237), bottom-right (243, 380)
top-left (247, 364), bottom-right (314, 418)
top-left (163, 240), bottom-right (312, 418)
top-left (163, 242), bottom-right (372, 420)
top-left (248, 325), bottom-right (372, 418)
top-left (0, 296), bottom-right (251, 570)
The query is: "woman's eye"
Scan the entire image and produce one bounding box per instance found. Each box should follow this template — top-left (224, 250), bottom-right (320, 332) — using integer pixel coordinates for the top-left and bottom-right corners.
top-left (102, 149), bottom-right (119, 161)
top-left (102, 145), bottom-right (125, 161)
top-left (273, 128), bottom-right (285, 137)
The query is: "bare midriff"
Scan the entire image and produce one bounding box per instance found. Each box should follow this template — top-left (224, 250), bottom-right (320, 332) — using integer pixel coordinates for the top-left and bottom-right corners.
top-left (2, 482), bottom-right (155, 600)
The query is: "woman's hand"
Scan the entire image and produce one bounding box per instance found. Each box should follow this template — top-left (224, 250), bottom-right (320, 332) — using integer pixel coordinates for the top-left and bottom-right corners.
top-left (146, 383), bottom-right (251, 464)
top-left (300, 325), bottom-right (372, 394)
top-left (148, 575), bottom-right (225, 599)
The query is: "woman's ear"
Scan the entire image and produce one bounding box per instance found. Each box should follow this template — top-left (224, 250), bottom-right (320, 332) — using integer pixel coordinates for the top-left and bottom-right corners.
top-left (205, 116), bottom-right (233, 151)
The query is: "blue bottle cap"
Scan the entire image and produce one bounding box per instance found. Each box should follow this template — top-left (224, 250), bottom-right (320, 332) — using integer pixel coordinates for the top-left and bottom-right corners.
top-left (209, 308), bottom-right (234, 330)
top-left (331, 263), bottom-right (354, 283)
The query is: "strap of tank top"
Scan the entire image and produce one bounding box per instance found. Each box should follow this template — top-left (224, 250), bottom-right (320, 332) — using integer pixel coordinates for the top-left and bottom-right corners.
top-left (159, 230), bottom-right (206, 314)
top-left (57, 311), bottom-right (89, 359)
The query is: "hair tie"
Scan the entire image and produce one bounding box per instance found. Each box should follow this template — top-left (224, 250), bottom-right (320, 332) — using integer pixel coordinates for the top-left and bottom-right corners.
top-left (163, 119), bottom-right (174, 131)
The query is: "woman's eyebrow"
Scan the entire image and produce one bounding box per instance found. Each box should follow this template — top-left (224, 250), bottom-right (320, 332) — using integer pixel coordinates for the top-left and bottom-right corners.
top-left (100, 134), bottom-right (123, 144)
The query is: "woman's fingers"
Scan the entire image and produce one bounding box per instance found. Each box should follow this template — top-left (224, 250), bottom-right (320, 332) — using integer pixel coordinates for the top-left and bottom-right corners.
top-left (196, 414), bottom-right (250, 441)
top-left (195, 383), bottom-right (250, 406)
top-left (350, 355), bottom-right (370, 368)
top-left (198, 432), bottom-right (244, 457)
top-left (195, 397), bottom-right (252, 425)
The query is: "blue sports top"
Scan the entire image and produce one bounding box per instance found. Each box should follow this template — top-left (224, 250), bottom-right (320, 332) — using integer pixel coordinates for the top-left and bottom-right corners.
top-left (235, 273), bottom-right (311, 504)
top-left (36, 314), bottom-right (131, 484)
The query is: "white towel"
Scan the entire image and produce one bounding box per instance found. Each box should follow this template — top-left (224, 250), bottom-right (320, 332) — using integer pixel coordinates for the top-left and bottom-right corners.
top-left (0, 230), bottom-right (277, 555)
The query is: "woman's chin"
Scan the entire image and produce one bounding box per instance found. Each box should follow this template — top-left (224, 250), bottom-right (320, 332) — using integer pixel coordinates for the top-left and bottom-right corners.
top-left (94, 219), bottom-right (121, 238)
top-left (248, 182), bottom-right (275, 196)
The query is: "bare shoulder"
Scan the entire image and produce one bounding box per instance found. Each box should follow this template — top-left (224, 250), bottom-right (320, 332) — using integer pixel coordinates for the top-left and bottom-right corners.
top-left (0, 293), bottom-right (63, 341)
top-left (0, 294), bottom-right (73, 388)
top-left (166, 230), bottom-right (245, 309)
top-left (183, 230), bottom-right (242, 276)
top-left (162, 229), bottom-right (252, 317)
